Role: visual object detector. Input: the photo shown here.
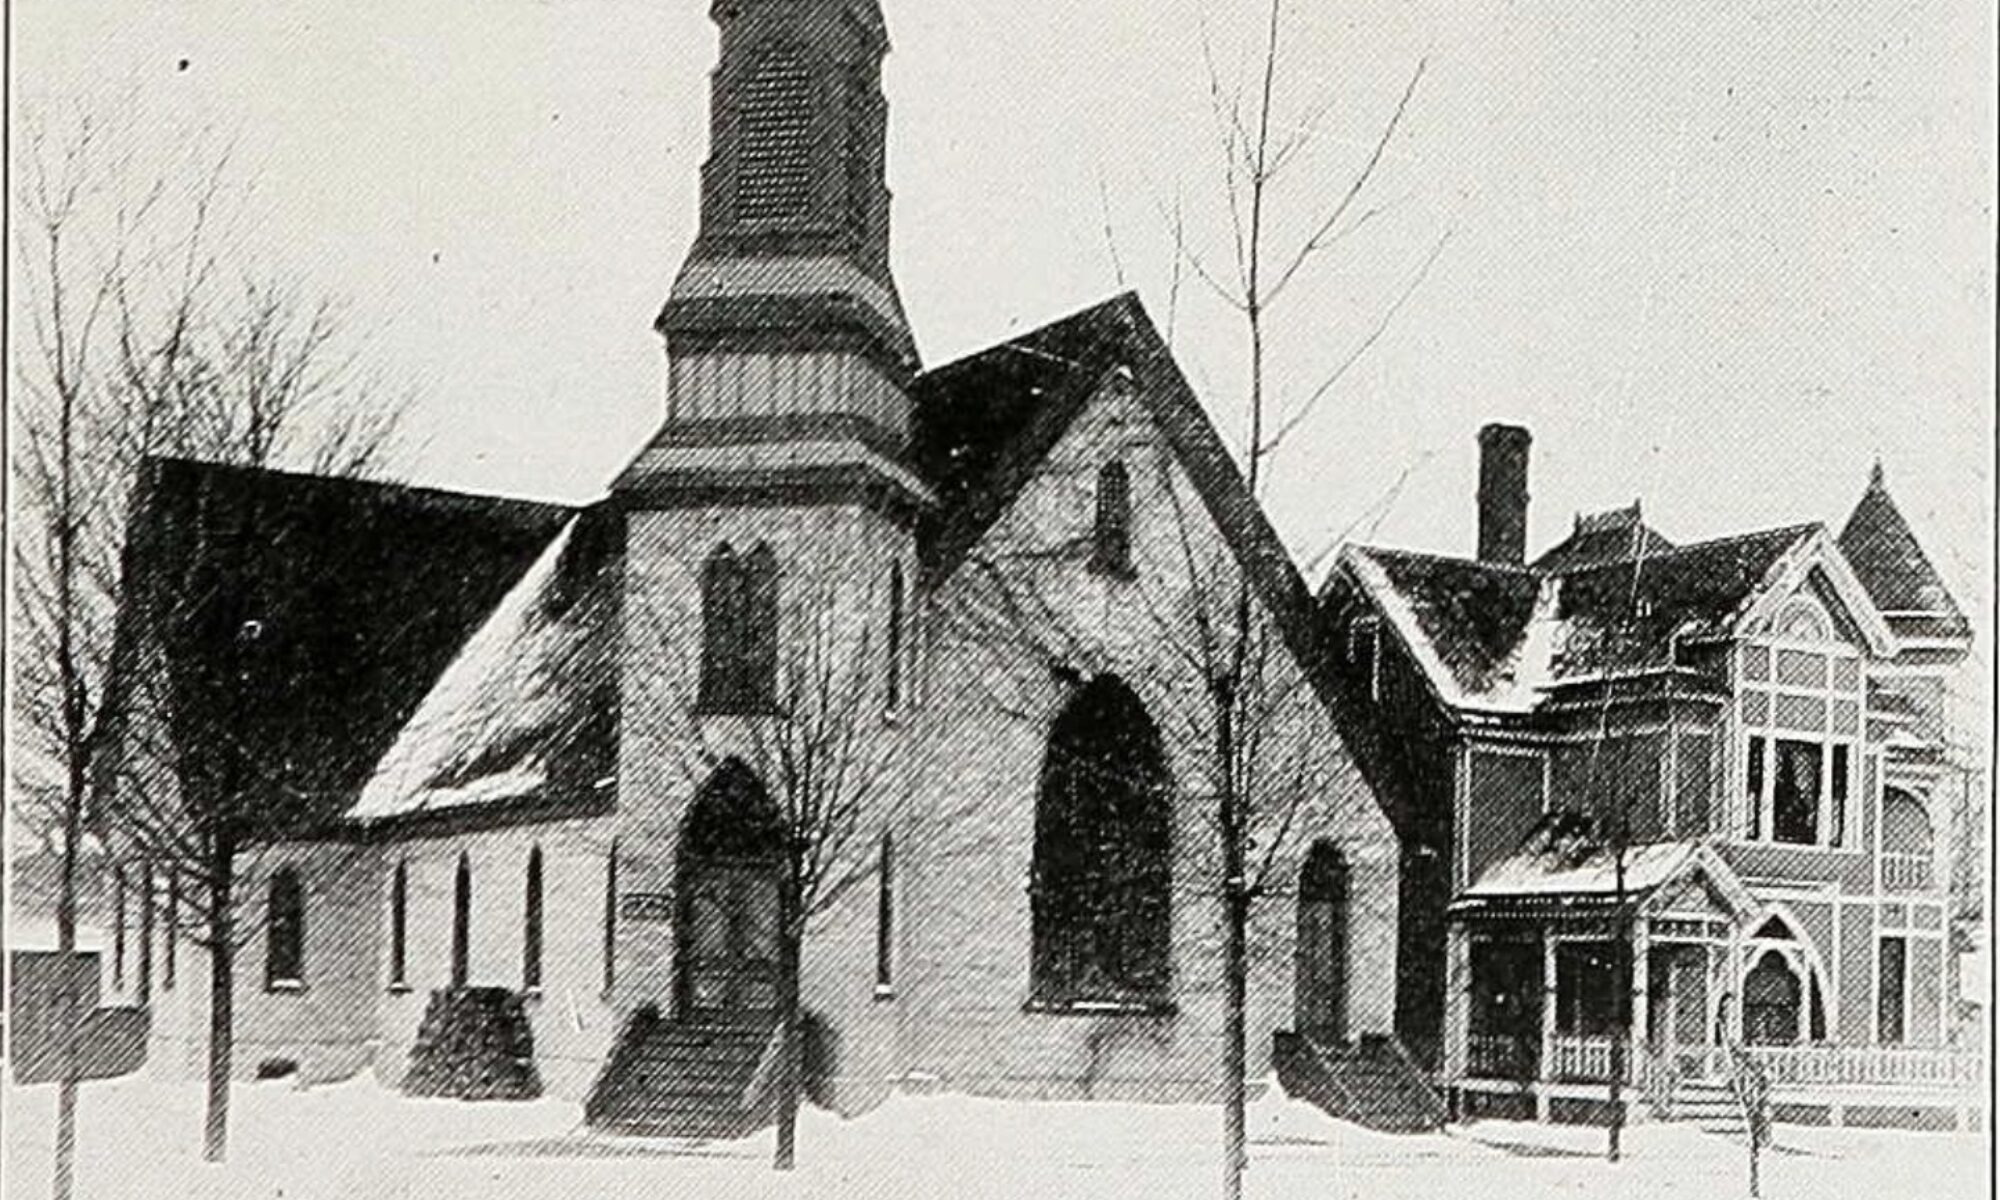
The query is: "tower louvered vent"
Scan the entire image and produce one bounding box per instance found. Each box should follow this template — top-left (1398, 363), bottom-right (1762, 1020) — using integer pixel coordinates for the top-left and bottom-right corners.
top-left (737, 44), bottom-right (815, 221)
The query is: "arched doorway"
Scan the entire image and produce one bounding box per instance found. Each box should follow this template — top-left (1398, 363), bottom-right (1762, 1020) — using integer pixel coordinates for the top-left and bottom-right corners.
top-left (1296, 840), bottom-right (1350, 1039)
top-left (677, 759), bottom-right (785, 1024)
top-left (1030, 675), bottom-right (1171, 1006)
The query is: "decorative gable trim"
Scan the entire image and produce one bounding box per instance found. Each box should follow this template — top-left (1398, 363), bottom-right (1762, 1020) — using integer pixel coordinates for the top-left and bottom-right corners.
top-left (1734, 526), bottom-right (1898, 659)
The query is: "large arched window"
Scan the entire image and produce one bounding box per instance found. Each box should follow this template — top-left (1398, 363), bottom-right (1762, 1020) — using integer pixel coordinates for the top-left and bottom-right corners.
top-left (266, 867), bottom-right (306, 989)
top-left (1090, 461), bottom-right (1133, 576)
top-left (1882, 788), bottom-right (1934, 891)
top-left (735, 40), bottom-right (815, 221)
top-left (1031, 675), bottom-right (1171, 1005)
top-left (700, 542), bottom-right (780, 713)
top-left (523, 846), bottom-right (545, 992)
top-left (451, 853), bottom-right (473, 988)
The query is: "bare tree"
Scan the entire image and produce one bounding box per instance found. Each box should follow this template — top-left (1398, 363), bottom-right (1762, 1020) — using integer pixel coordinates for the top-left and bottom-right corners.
top-left (1140, 6), bottom-right (1439, 1195)
top-left (10, 103), bottom-right (407, 1174)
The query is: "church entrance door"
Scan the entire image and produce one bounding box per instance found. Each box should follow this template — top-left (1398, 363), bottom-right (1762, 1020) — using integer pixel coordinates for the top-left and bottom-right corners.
top-left (676, 760), bottom-right (785, 1026)
top-left (1296, 840), bottom-right (1350, 1040)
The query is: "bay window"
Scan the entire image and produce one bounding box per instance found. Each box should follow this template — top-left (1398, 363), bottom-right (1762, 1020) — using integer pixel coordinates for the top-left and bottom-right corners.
top-left (1738, 597), bottom-right (1859, 848)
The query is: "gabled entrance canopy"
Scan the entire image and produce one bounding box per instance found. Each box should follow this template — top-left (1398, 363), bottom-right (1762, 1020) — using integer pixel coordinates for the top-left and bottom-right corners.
top-left (1449, 838), bottom-right (1759, 928)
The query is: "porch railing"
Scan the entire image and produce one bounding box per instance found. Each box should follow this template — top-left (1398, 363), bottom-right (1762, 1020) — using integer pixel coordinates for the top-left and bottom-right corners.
top-left (1881, 852), bottom-right (1933, 892)
top-left (1466, 1034), bottom-right (1537, 1082)
top-left (1546, 1035), bottom-right (1639, 1084)
top-left (1746, 1045), bottom-right (1981, 1090)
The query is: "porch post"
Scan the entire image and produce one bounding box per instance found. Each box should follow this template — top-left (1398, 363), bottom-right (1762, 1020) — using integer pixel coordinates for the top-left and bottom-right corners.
top-left (1444, 922), bottom-right (1470, 1087)
top-left (1539, 931), bottom-right (1557, 1120)
top-left (1629, 920), bottom-right (1651, 1090)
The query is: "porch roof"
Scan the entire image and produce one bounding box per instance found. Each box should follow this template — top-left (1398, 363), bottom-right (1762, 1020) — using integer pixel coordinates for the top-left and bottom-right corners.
top-left (1452, 838), bottom-right (1758, 923)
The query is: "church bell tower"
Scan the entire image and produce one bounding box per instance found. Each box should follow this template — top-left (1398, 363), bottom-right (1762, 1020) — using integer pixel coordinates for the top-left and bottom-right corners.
top-left (617, 0), bottom-right (924, 501)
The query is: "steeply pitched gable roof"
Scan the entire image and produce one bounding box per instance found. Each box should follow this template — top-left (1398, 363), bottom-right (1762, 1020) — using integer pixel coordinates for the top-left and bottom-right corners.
top-left (348, 506), bottom-right (620, 828)
top-left (1338, 523), bottom-right (1822, 713)
top-left (1838, 464), bottom-right (1971, 643)
top-left (116, 456), bottom-right (576, 832)
top-left (911, 292), bottom-right (1412, 834)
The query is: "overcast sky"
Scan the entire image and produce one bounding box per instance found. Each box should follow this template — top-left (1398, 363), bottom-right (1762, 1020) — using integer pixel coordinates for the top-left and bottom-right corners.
top-left (13, 1), bottom-right (1995, 712)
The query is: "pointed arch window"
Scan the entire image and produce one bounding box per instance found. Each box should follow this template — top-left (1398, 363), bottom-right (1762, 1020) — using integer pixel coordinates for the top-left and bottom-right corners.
top-left (451, 853), bottom-right (472, 988)
top-left (875, 833), bottom-right (896, 992)
top-left (523, 846), bottom-right (545, 992)
top-left (604, 839), bottom-right (619, 995)
top-left (1031, 676), bottom-right (1172, 1006)
top-left (266, 866), bottom-right (305, 990)
top-left (1090, 461), bottom-right (1134, 577)
top-left (700, 542), bottom-right (780, 713)
top-left (112, 867), bottom-right (127, 990)
top-left (389, 859), bottom-right (409, 990)
top-left (886, 561), bottom-right (905, 713)
top-left (164, 871), bottom-right (178, 990)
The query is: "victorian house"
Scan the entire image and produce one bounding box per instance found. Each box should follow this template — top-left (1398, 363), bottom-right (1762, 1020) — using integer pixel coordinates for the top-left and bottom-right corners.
top-left (1322, 424), bottom-right (1982, 1129)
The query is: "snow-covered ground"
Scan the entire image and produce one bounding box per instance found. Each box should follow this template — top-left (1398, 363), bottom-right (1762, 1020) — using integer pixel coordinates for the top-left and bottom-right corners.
top-left (2, 1072), bottom-right (1989, 1200)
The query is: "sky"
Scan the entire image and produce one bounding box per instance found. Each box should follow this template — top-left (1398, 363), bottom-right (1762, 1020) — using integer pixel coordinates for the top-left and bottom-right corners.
top-left (11, 1), bottom-right (1995, 716)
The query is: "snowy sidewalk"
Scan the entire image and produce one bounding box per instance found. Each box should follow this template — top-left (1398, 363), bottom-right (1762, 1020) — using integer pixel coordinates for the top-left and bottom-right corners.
top-left (4, 1074), bottom-right (1989, 1200)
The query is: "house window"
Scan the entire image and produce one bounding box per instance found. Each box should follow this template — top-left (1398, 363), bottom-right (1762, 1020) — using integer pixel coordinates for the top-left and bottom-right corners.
top-left (735, 40), bottom-right (815, 222)
top-left (1771, 738), bottom-right (1821, 844)
top-left (875, 833), bottom-right (895, 991)
top-left (886, 562), bottom-right (905, 713)
top-left (699, 543), bottom-right (779, 713)
top-left (1030, 676), bottom-right (1171, 1006)
top-left (266, 867), bottom-right (305, 990)
top-left (604, 839), bottom-right (619, 995)
top-left (1737, 598), bottom-right (1859, 848)
top-left (523, 846), bottom-right (544, 992)
top-left (1089, 461), bottom-right (1133, 576)
top-left (1877, 936), bottom-right (1907, 1045)
top-left (389, 859), bottom-right (409, 989)
top-left (452, 853), bottom-right (472, 988)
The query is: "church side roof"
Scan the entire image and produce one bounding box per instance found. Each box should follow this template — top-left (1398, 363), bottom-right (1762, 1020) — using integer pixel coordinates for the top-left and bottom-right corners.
top-left (347, 507), bottom-right (620, 828)
top-left (113, 456), bottom-right (577, 833)
top-left (1837, 464), bottom-right (1971, 643)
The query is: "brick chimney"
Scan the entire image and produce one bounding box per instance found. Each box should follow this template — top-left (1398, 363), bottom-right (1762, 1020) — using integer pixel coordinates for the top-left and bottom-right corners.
top-left (1476, 423), bottom-right (1531, 565)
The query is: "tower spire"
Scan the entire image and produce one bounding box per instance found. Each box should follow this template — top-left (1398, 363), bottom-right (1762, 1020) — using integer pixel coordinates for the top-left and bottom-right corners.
top-left (618, 0), bottom-right (926, 508)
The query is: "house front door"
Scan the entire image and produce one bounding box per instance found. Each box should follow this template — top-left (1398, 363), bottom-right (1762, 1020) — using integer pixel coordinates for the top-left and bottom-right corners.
top-left (677, 860), bottom-right (780, 1024)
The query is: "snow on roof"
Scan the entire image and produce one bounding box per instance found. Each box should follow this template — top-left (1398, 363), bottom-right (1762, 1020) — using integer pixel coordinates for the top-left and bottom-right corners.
top-left (1464, 838), bottom-right (1703, 899)
top-left (348, 513), bottom-right (618, 823)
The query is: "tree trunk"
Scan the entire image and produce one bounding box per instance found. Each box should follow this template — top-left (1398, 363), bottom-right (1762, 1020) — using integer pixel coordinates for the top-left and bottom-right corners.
top-left (204, 832), bottom-right (235, 1163)
top-left (1222, 886), bottom-right (1249, 1200)
top-left (773, 910), bottom-right (802, 1171)
top-left (1218, 700), bottom-right (1248, 1200)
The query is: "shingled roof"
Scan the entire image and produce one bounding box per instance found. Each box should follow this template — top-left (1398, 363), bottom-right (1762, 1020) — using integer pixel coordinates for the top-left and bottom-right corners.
top-left (113, 457), bottom-right (577, 833)
top-left (1338, 522), bottom-right (1822, 713)
top-left (1838, 463), bottom-right (1971, 643)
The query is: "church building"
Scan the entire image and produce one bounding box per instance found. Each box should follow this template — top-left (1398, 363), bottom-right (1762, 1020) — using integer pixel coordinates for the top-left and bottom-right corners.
top-left (96, 0), bottom-right (1408, 1131)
